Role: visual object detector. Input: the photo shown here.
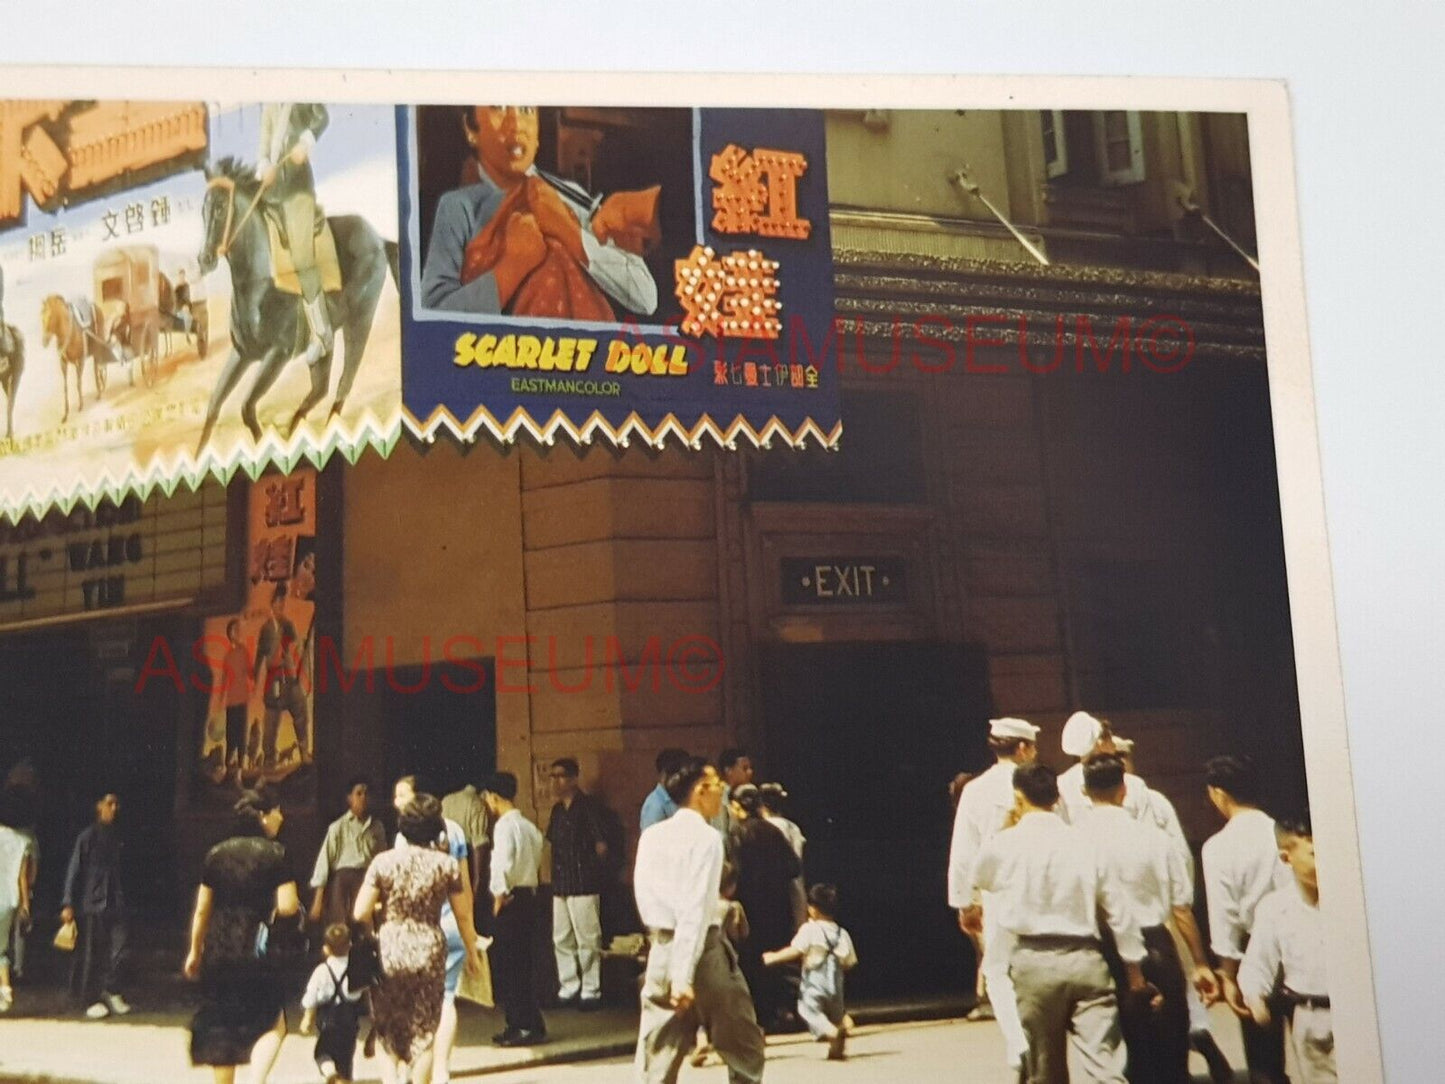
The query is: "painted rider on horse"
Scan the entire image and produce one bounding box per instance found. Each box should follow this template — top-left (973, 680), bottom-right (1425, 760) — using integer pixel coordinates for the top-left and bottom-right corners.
top-left (256, 103), bottom-right (332, 366)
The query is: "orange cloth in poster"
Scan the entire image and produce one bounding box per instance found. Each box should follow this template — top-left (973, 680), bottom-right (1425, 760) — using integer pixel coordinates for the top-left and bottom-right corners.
top-left (460, 178), bottom-right (660, 320)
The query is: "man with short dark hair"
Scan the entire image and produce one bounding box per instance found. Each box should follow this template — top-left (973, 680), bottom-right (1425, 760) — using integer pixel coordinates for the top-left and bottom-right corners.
top-left (546, 757), bottom-right (608, 1010)
top-left (964, 763), bottom-right (1148, 1084)
top-left (483, 771), bottom-right (547, 1046)
top-left (634, 757), bottom-right (765, 1084)
top-left (1239, 815), bottom-right (1334, 1084)
top-left (947, 717), bottom-right (1039, 1074)
top-left (713, 748), bottom-right (753, 835)
top-left (61, 791), bottom-right (130, 1019)
top-left (1201, 756), bottom-right (1293, 1084)
top-left (641, 748), bottom-right (689, 832)
top-left (1081, 755), bottom-right (1218, 1084)
top-left (309, 778), bottom-right (386, 928)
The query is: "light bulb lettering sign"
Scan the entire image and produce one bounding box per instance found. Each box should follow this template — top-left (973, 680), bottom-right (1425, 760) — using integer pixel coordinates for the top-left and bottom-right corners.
top-left (399, 106), bottom-right (840, 449)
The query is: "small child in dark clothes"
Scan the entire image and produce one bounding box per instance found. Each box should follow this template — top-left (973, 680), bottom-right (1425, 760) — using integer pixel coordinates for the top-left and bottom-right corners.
top-left (299, 923), bottom-right (365, 1083)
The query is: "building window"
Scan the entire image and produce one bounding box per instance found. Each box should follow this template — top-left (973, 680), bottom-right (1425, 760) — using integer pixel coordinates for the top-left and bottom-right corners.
top-left (1040, 109), bottom-right (1069, 178)
top-left (1093, 111), bottom-right (1146, 186)
top-left (747, 389), bottom-right (925, 504)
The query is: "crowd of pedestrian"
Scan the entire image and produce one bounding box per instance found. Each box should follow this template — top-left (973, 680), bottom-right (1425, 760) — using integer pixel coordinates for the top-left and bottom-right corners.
top-left (0, 714), bottom-right (1333, 1084)
top-left (948, 712), bottom-right (1333, 1084)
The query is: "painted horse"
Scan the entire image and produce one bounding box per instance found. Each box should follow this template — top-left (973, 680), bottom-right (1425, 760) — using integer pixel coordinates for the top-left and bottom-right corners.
top-left (194, 157), bottom-right (399, 454)
top-left (40, 295), bottom-right (110, 423)
top-left (0, 321), bottom-right (22, 440)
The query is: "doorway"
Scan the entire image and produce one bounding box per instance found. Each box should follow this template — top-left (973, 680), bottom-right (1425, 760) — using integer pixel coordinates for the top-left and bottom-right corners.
top-left (0, 615), bottom-right (184, 920)
top-left (758, 640), bottom-right (991, 997)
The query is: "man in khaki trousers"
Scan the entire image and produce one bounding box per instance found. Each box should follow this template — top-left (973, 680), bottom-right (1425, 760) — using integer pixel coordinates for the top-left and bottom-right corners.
top-left (633, 757), bottom-right (765, 1084)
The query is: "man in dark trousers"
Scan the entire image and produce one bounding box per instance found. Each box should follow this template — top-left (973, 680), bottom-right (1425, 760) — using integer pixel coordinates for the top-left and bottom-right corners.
top-left (483, 771), bottom-right (547, 1046)
top-left (60, 790), bottom-right (130, 1019)
top-left (253, 581), bottom-right (309, 768)
top-left (546, 757), bottom-right (609, 1010)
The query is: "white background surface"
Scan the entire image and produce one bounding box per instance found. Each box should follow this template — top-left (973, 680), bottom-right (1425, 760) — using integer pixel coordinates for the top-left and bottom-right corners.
top-left (1, 4), bottom-right (1439, 1080)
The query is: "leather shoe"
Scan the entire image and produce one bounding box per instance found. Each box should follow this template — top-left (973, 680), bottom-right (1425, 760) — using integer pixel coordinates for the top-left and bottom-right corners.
top-left (578, 998), bottom-right (603, 1013)
top-left (492, 1027), bottom-right (522, 1045)
top-left (497, 1028), bottom-right (548, 1047)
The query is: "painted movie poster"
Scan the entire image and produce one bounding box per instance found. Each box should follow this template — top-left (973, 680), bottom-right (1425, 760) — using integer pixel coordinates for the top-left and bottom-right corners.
top-left (399, 105), bottom-right (842, 447)
top-left (197, 466), bottom-right (318, 804)
top-left (0, 101), bottom-right (401, 519)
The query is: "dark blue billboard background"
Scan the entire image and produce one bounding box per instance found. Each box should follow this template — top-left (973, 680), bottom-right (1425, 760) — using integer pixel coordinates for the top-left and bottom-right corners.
top-left (397, 105), bottom-right (840, 446)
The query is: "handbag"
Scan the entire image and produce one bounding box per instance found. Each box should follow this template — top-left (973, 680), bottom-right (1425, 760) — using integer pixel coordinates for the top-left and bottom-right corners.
top-left (456, 944), bottom-right (494, 1007)
top-left (349, 928), bottom-right (381, 990)
top-left (53, 919), bottom-right (78, 952)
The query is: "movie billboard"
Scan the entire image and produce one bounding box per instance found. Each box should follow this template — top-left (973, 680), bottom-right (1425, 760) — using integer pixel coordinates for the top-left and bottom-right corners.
top-left (0, 101), bottom-right (402, 520)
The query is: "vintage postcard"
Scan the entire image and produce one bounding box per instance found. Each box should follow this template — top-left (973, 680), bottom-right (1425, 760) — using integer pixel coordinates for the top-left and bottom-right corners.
top-left (0, 69), bottom-right (1380, 1084)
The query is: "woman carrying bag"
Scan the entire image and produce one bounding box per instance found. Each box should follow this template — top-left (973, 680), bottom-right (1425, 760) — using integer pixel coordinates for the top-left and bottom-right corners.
top-left (184, 787), bottom-right (301, 1084)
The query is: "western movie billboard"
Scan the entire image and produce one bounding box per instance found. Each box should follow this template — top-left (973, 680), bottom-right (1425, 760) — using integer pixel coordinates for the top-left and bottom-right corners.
top-left (0, 101), bottom-right (402, 520)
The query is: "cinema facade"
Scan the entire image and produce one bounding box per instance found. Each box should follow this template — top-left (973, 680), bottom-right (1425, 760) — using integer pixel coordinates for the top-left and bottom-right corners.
top-left (0, 104), bottom-right (1286, 995)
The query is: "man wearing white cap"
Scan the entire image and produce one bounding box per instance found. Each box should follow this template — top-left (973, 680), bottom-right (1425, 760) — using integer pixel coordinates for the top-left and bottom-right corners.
top-left (1056, 712), bottom-right (1151, 824)
top-left (947, 717), bottom-right (1038, 1077)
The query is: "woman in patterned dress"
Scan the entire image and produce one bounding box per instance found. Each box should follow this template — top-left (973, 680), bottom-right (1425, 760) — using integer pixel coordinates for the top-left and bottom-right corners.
top-left (354, 793), bottom-right (483, 1084)
top-left (185, 787), bottom-right (300, 1084)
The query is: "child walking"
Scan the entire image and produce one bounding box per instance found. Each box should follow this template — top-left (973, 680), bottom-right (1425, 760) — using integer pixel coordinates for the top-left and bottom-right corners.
top-left (763, 883), bottom-right (857, 1060)
top-left (299, 923), bottom-right (366, 1084)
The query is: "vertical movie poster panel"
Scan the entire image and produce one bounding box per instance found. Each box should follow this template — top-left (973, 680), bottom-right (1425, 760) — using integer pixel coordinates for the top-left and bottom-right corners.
top-left (398, 105), bottom-right (841, 447)
top-left (198, 467), bottom-right (317, 805)
top-left (0, 102), bottom-right (402, 519)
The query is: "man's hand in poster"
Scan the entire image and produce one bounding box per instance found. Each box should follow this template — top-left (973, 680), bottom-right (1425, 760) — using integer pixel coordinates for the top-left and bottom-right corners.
top-left (525, 176), bottom-right (587, 265)
top-left (493, 213), bottom-right (547, 308)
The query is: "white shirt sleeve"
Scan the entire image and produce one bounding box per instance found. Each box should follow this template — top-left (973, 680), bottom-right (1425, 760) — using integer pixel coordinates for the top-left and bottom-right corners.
top-left (1203, 838), bottom-right (1246, 960)
top-left (490, 815), bottom-right (516, 899)
top-left (667, 830), bottom-right (724, 990)
top-left (946, 792), bottom-right (982, 909)
top-left (790, 921), bottom-right (821, 954)
top-left (971, 838), bottom-right (1002, 896)
top-left (1096, 841), bottom-right (1146, 963)
top-left (301, 962), bottom-right (329, 1010)
top-left (310, 820), bottom-right (337, 891)
top-left (579, 228), bottom-right (659, 315)
top-left (1237, 896), bottom-right (1283, 1003)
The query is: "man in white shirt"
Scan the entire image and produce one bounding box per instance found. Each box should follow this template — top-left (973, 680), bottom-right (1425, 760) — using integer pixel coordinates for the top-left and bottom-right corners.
top-left (963, 763), bottom-right (1149, 1084)
top-left (946, 716), bottom-right (1039, 1075)
top-left (1080, 754), bottom-right (1220, 1084)
top-left (1239, 815), bottom-right (1334, 1084)
top-left (483, 771), bottom-right (548, 1047)
top-left (1200, 756), bottom-right (1293, 1084)
top-left (1056, 712), bottom-right (1151, 823)
top-left (634, 756), bottom-right (765, 1084)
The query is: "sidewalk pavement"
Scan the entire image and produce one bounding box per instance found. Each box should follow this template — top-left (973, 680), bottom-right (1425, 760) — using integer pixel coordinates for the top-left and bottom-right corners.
top-left (0, 983), bottom-right (969, 1084)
